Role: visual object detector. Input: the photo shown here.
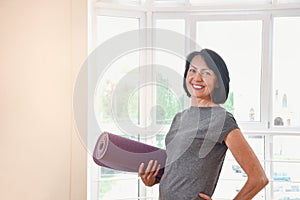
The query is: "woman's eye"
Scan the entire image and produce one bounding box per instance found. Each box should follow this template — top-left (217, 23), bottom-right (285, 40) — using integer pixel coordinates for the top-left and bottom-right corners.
top-left (202, 71), bottom-right (211, 76)
top-left (189, 68), bottom-right (197, 73)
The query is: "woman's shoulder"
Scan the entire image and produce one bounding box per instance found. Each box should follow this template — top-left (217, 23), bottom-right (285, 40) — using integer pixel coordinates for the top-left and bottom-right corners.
top-left (224, 110), bottom-right (237, 121)
top-left (210, 107), bottom-right (238, 126)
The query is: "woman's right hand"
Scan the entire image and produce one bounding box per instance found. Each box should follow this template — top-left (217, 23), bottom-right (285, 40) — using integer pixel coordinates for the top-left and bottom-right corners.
top-left (138, 160), bottom-right (161, 187)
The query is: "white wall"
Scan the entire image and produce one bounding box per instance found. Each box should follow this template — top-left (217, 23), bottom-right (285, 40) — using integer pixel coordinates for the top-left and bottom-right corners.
top-left (0, 0), bottom-right (87, 199)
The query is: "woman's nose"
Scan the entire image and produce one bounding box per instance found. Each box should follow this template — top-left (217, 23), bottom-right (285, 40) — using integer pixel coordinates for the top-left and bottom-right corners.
top-left (194, 71), bottom-right (203, 80)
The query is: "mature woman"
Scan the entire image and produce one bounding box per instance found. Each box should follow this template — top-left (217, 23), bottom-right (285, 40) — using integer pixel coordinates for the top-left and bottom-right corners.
top-left (139, 49), bottom-right (268, 200)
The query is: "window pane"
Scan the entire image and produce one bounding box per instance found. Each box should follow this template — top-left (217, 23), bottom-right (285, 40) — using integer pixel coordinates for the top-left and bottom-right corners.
top-left (99, 175), bottom-right (139, 199)
top-left (273, 162), bottom-right (300, 200)
top-left (96, 16), bottom-right (140, 46)
top-left (273, 181), bottom-right (300, 200)
top-left (154, 19), bottom-right (186, 125)
top-left (273, 135), bottom-right (300, 199)
top-left (95, 16), bottom-right (140, 126)
top-left (94, 51), bottom-right (140, 125)
top-left (196, 20), bottom-right (262, 122)
top-left (273, 136), bottom-right (300, 163)
top-left (273, 17), bottom-right (300, 127)
top-left (155, 19), bottom-right (185, 35)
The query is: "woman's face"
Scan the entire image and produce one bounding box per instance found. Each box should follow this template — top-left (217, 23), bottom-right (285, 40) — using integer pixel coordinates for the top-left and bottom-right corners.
top-left (186, 55), bottom-right (219, 103)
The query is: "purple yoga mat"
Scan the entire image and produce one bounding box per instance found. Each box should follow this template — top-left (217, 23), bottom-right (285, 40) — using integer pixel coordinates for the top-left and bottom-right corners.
top-left (93, 132), bottom-right (166, 178)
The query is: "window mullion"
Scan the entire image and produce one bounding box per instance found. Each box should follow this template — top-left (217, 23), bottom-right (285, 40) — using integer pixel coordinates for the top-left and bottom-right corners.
top-left (263, 14), bottom-right (274, 200)
top-left (261, 14), bottom-right (273, 129)
top-left (264, 135), bottom-right (274, 199)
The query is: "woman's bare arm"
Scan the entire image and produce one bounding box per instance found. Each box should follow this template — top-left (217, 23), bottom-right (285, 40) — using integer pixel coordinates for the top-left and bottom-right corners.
top-left (224, 129), bottom-right (269, 199)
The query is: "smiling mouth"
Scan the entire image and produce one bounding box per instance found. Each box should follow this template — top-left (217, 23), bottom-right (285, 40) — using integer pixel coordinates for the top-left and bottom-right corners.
top-left (192, 84), bottom-right (204, 89)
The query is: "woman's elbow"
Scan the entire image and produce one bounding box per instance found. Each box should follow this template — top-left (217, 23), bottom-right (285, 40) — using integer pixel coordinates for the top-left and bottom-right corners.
top-left (256, 174), bottom-right (269, 189)
top-left (248, 173), bottom-right (269, 189)
top-left (261, 176), bottom-right (269, 187)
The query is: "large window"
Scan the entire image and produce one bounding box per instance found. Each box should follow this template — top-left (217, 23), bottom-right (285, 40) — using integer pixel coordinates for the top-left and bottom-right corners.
top-left (89, 1), bottom-right (300, 200)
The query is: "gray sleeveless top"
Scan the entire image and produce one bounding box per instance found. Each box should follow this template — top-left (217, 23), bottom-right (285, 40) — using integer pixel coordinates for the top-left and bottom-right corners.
top-left (159, 106), bottom-right (239, 200)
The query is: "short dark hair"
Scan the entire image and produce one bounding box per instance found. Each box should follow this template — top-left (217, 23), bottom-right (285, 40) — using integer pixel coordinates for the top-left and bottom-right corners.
top-left (183, 49), bottom-right (230, 104)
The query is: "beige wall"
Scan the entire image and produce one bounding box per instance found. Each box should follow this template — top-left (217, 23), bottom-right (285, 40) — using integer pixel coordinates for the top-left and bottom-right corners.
top-left (0, 0), bottom-right (87, 199)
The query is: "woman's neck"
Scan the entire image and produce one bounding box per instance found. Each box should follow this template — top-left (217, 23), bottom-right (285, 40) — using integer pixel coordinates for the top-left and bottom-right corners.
top-left (191, 98), bottom-right (219, 107)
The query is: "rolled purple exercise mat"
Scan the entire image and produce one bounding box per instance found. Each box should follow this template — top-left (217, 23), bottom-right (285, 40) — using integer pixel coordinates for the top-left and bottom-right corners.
top-left (93, 132), bottom-right (166, 179)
